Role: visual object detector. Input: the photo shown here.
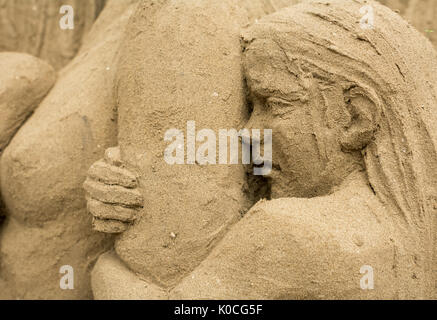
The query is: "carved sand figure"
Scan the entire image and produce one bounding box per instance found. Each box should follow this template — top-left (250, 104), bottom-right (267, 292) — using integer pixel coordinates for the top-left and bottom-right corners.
top-left (0, 0), bottom-right (436, 300)
top-left (0, 52), bottom-right (56, 299)
top-left (0, 0), bottom-right (138, 299)
top-left (0, 0), bottom-right (299, 300)
top-left (0, 0), bottom-right (107, 70)
top-left (84, 0), bottom-right (301, 299)
top-left (86, 0), bottom-right (437, 299)
top-left (0, 53), bottom-right (56, 154)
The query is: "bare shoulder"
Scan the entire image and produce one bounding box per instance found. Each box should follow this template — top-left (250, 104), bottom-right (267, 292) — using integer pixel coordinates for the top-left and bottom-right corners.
top-left (244, 191), bottom-right (393, 251)
top-left (176, 193), bottom-right (400, 299)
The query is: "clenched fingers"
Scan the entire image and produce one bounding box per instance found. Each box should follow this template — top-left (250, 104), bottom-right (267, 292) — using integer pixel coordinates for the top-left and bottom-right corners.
top-left (83, 178), bottom-right (144, 207)
top-left (92, 217), bottom-right (129, 234)
top-left (87, 198), bottom-right (137, 222)
top-left (87, 160), bottom-right (138, 188)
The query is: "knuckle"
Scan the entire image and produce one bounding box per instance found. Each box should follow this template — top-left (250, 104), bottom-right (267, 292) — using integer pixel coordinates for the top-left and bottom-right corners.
top-left (88, 161), bottom-right (138, 188)
top-left (92, 217), bottom-right (128, 234)
top-left (83, 180), bottom-right (143, 206)
top-left (88, 199), bottom-right (137, 222)
top-left (104, 147), bottom-right (122, 166)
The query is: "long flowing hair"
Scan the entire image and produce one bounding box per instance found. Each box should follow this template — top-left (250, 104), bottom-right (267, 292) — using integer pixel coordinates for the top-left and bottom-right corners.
top-left (244, 0), bottom-right (437, 295)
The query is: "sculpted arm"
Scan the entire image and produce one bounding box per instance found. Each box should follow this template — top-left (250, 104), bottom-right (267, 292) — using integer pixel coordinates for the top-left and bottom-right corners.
top-left (0, 53), bottom-right (55, 299)
top-left (84, 0), bottom-right (435, 300)
top-left (0, 53), bottom-right (56, 218)
top-left (0, 53), bottom-right (56, 154)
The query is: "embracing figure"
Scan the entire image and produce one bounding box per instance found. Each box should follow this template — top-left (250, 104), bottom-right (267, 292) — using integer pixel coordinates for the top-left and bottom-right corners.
top-left (85, 0), bottom-right (437, 299)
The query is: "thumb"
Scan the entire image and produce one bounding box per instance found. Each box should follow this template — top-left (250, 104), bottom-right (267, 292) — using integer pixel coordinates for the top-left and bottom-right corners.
top-left (104, 146), bottom-right (122, 167)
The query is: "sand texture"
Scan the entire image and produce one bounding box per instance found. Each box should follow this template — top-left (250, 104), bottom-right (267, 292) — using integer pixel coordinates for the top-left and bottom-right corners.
top-left (0, 0), bottom-right (436, 300)
top-left (0, 0), bottom-right (107, 70)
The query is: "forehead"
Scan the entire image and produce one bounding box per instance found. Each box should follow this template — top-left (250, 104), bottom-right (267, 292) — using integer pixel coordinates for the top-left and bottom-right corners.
top-left (243, 38), bottom-right (304, 99)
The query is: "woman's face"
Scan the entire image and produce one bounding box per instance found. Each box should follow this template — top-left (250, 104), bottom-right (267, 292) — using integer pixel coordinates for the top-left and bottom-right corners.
top-left (243, 38), bottom-right (353, 198)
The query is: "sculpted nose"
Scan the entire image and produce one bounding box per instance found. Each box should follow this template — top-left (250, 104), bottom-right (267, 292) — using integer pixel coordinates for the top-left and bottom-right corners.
top-left (245, 100), bottom-right (266, 132)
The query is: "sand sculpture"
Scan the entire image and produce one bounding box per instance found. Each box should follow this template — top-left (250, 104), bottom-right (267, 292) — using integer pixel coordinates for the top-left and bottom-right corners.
top-left (0, 0), bottom-right (300, 300)
top-left (0, 52), bottom-right (56, 299)
top-left (0, 0), bottom-right (436, 300)
top-left (0, 0), bottom-right (138, 300)
top-left (85, 0), bottom-right (437, 299)
top-left (0, 53), bottom-right (56, 153)
top-left (87, 0), bottom-right (302, 299)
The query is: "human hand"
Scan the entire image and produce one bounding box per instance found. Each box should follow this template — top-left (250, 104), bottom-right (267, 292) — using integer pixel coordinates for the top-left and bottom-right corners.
top-left (84, 147), bottom-right (143, 233)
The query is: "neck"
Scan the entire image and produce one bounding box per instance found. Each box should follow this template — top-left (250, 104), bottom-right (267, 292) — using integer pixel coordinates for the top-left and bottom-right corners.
top-left (334, 169), bottom-right (371, 194)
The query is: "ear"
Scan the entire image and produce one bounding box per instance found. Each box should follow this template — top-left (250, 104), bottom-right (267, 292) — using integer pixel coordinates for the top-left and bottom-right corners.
top-left (340, 87), bottom-right (377, 151)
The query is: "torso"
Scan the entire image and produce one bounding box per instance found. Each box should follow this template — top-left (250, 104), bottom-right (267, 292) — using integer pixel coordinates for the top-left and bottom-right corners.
top-left (114, 0), bottom-right (300, 287)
